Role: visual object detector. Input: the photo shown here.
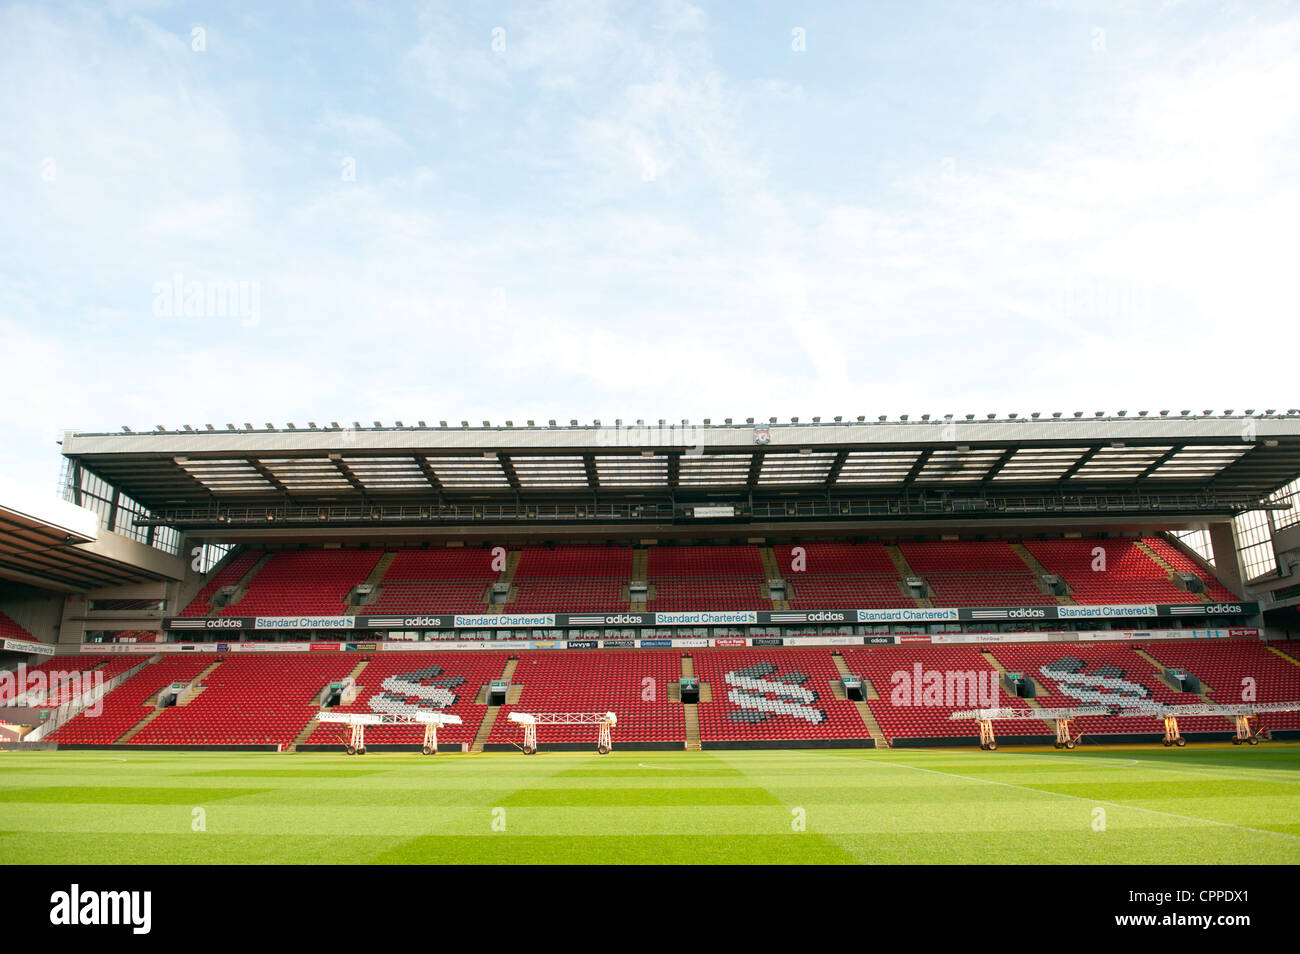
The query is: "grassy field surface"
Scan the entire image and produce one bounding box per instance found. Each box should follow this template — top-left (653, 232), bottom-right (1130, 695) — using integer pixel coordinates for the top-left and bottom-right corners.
top-left (2, 746), bottom-right (1298, 864)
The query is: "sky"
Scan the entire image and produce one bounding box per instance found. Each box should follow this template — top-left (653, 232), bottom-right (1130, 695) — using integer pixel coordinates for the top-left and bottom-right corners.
top-left (2, 0), bottom-right (1299, 501)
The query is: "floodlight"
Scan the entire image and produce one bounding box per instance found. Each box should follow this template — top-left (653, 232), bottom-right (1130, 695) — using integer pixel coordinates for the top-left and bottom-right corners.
top-left (1051, 412), bottom-right (1061, 418)
top-left (769, 417), bottom-right (777, 424)
top-left (987, 413), bottom-right (996, 419)
top-left (374, 421), bottom-right (382, 427)
top-left (308, 422), bottom-right (317, 428)
top-left (1008, 413), bottom-right (1018, 419)
top-left (183, 424), bottom-right (194, 431)
top-left (747, 418), bottom-right (755, 424)
top-left (811, 416), bottom-right (820, 423)
top-left (1117, 410), bottom-right (1126, 416)
top-left (528, 420), bottom-right (536, 426)
top-left (833, 416), bottom-right (841, 422)
top-left (505, 421), bottom-right (513, 427)
top-left (725, 418), bottom-right (733, 424)
top-left (965, 414), bottom-right (974, 420)
top-left (899, 415), bottom-right (908, 421)
top-left (121, 426), bottom-right (132, 433)
top-left (572, 420), bottom-right (580, 426)
top-left (1244, 409), bottom-right (1254, 415)
top-left (205, 424), bottom-right (215, 430)
top-left (244, 423), bottom-right (253, 429)
top-left (330, 421), bottom-right (340, 428)
top-left (879, 415), bottom-right (888, 422)
top-left (418, 420), bottom-right (426, 427)
top-left (703, 418), bottom-right (711, 424)
top-left (286, 423), bottom-right (295, 429)
top-left (791, 417), bottom-right (799, 423)
top-left (856, 416), bottom-right (865, 422)
top-left (921, 414), bottom-right (930, 420)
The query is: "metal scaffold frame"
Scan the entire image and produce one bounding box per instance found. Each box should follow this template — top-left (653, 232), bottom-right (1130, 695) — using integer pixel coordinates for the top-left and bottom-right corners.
top-left (952, 702), bottom-right (1300, 750)
top-left (507, 711), bottom-right (618, 755)
top-left (316, 711), bottom-right (463, 755)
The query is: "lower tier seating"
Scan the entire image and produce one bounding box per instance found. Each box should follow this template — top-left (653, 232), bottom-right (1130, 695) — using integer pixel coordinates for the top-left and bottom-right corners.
top-left (488, 651), bottom-right (684, 744)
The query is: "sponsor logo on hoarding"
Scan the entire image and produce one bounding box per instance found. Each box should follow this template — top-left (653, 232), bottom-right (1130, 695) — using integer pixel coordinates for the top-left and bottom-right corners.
top-left (656, 611), bottom-right (758, 626)
top-left (456, 614), bottom-right (555, 628)
top-left (751, 637), bottom-right (784, 646)
top-left (601, 639), bottom-right (636, 649)
top-left (768, 611), bottom-right (847, 623)
top-left (255, 616), bottom-right (355, 630)
top-left (864, 636), bottom-right (894, 645)
top-left (857, 608), bottom-right (960, 622)
top-left (567, 639), bottom-right (598, 650)
top-left (566, 614), bottom-right (646, 626)
top-left (1200, 603), bottom-right (1246, 615)
top-left (638, 639), bottom-right (672, 648)
top-left (1228, 628), bottom-right (1258, 638)
top-left (352, 642), bottom-right (379, 651)
top-left (1056, 604), bottom-right (1157, 619)
top-left (965, 607), bottom-right (1050, 620)
top-left (714, 638), bottom-right (748, 647)
top-left (0, 637), bottom-right (56, 656)
top-left (310, 642), bottom-right (341, 651)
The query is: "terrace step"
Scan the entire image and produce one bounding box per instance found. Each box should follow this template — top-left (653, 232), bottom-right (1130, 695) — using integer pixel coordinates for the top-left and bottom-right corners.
top-left (629, 549), bottom-right (648, 610)
top-left (208, 551), bottom-right (274, 616)
top-left (1268, 645), bottom-right (1300, 668)
top-left (982, 650), bottom-right (1046, 708)
top-left (1010, 543), bottom-right (1075, 604)
top-left (115, 706), bottom-right (167, 743)
top-left (1135, 539), bottom-right (1212, 602)
top-left (1132, 646), bottom-right (1214, 697)
top-left (758, 547), bottom-right (789, 609)
top-left (347, 551), bottom-right (398, 613)
top-left (832, 652), bottom-right (887, 747)
top-left (471, 656), bottom-right (519, 752)
top-left (885, 545), bottom-right (932, 607)
top-left (681, 653), bottom-right (702, 749)
top-left (176, 660), bottom-right (223, 705)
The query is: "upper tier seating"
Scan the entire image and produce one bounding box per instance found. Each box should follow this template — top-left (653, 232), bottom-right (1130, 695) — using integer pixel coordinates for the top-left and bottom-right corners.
top-left (692, 647), bottom-right (867, 741)
top-left (0, 612), bottom-right (34, 639)
top-left (899, 541), bottom-right (1056, 606)
top-left (179, 550), bottom-right (263, 617)
top-left (304, 651), bottom-right (509, 746)
top-left (775, 543), bottom-right (914, 608)
top-left (171, 537), bottom-right (1238, 617)
top-left (215, 549), bottom-right (382, 616)
top-left (1141, 537), bottom-right (1237, 600)
top-left (509, 546), bottom-right (632, 612)
top-left (646, 545), bottom-right (771, 611)
top-left (1023, 539), bottom-right (1208, 604)
top-left (487, 650), bottom-right (684, 744)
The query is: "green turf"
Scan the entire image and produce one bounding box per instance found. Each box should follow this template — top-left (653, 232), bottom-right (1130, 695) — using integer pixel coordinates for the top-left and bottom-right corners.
top-left (2, 745), bottom-right (1298, 864)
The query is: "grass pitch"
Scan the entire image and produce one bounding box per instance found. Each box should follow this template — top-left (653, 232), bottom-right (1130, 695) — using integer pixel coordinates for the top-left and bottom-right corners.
top-left (2, 745), bottom-right (1298, 864)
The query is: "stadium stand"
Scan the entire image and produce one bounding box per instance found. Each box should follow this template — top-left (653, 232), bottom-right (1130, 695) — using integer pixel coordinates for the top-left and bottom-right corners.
top-left (988, 642), bottom-right (1229, 736)
top-left (509, 545), bottom-right (632, 612)
top-left (0, 612), bottom-right (34, 639)
top-left (214, 549), bottom-right (382, 616)
top-left (776, 542), bottom-right (915, 608)
top-left (646, 545), bottom-right (771, 611)
top-left (1142, 640), bottom-right (1300, 732)
top-left (303, 651), bottom-right (509, 747)
top-left (842, 645), bottom-right (1050, 742)
top-left (49, 655), bottom-right (214, 744)
top-left (129, 653), bottom-right (359, 746)
top-left (179, 549), bottom-right (263, 616)
top-left (692, 648), bottom-right (868, 742)
top-left (488, 650), bottom-right (684, 745)
top-left (900, 541), bottom-right (1057, 605)
top-left (1022, 538), bottom-right (1208, 604)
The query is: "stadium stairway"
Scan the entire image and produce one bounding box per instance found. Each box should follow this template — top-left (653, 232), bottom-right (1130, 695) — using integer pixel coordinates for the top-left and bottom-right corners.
top-left (1131, 646), bottom-right (1215, 699)
top-left (290, 657), bottom-right (372, 749)
top-left (981, 650), bottom-right (1047, 709)
top-left (471, 657), bottom-right (518, 751)
top-left (1135, 539), bottom-right (1212, 603)
top-left (1270, 645), bottom-right (1300, 668)
top-left (629, 549), bottom-right (648, 610)
top-left (114, 659), bottom-right (221, 743)
top-left (210, 552), bottom-right (273, 616)
top-left (1010, 543), bottom-right (1075, 604)
top-left (758, 546), bottom-right (788, 609)
top-left (349, 552), bottom-right (398, 612)
top-left (491, 549), bottom-right (523, 613)
top-left (885, 545), bottom-right (931, 607)
top-left (832, 652), bottom-right (887, 747)
top-left (681, 655), bottom-right (702, 750)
